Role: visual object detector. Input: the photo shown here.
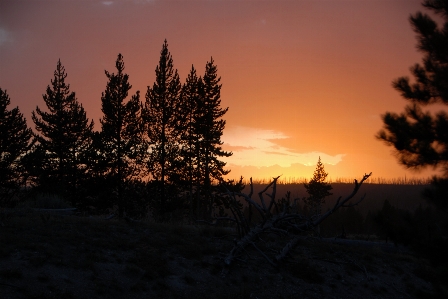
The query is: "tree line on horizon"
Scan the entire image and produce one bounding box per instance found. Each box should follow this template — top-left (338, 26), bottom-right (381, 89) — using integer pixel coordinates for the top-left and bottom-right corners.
top-left (0, 40), bottom-right (233, 220)
top-left (2, 0), bottom-right (448, 223)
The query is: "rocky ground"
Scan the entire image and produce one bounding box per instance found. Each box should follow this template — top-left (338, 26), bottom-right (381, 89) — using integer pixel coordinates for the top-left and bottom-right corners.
top-left (0, 209), bottom-right (444, 299)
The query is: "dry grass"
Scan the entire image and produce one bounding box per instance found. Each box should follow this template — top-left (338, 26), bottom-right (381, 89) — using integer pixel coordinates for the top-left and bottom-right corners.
top-left (243, 176), bottom-right (431, 185)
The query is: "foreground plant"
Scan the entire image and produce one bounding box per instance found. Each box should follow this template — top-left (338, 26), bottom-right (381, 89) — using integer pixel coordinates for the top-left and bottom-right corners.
top-left (216, 172), bottom-right (372, 271)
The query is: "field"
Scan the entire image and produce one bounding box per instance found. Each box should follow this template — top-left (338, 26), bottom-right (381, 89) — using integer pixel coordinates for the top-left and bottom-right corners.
top-left (244, 183), bottom-right (429, 217)
top-left (0, 183), bottom-right (446, 299)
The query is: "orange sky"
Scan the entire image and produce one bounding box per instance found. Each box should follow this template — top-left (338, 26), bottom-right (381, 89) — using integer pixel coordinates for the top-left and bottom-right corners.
top-left (0, 0), bottom-right (441, 181)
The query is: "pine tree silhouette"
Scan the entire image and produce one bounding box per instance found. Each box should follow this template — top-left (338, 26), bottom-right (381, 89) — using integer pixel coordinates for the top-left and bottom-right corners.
top-left (377, 0), bottom-right (448, 212)
top-left (303, 157), bottom-right (333, 219)
top-left (197, 58), bottom-right (232, 218)
top-left (179, 65), bottom-right (202, 217)
top-left (0, 88), bottom-right (33, 205)
top-left (31, 60), bottom-right (94, 205)
top-left (99, 53), bottom-right (146, 217)
top-left (144, 40), bottom-right (183, 217)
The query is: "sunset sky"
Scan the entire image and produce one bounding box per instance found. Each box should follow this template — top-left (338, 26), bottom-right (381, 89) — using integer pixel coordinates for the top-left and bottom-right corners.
top-left (0, 0), bottom-right (441, 182)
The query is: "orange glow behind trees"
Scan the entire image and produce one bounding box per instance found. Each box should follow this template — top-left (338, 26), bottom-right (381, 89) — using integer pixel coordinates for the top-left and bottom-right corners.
top-left (0, 0), bottom-right (439, 182)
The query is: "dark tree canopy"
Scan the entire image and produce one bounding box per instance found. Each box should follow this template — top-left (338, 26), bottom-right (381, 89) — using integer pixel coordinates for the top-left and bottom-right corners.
top-left (0, 88), bottom-right (33, 204)
top-left (1, 40), bottom-right (234, 219)
top-left (198, 58), bottom-right (232, 185)
top-left (377, 0), bottom-right (448, 173)
top-left (144, 40), bottom-right (183, 214)
top-left (31, 60), bottom-right (94, 202)
top-left (178, 66), bottom-right (202, 210)
top-left (186, 58), bottom-right (232, 219)
top-left (303, 157), bottom-right (333, 218)
top-left (99, 53), bottom-right (146, 217)
top-left (377, 0), bottom-right (448, 211)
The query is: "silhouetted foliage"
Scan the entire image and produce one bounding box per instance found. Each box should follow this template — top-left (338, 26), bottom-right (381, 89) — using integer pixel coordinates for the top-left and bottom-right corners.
top-left (31, 60), bottom-right (94, 206)
top-left (144, 40), bottom-right (183, 218)
top-left (194, 58), bottom-right (232, 219)
top-left (178, 65), bottom-right (202, 219)
top-left (377, 0), bottom-right (448, 212)
top-left (98, 53), bottom-right (146, 217)
top-left (175, 60), bottom-right (233, 220)
top-left (0, 88), bottom-right (33, 205)
top-left (303, 157), bottom-right (333, 218)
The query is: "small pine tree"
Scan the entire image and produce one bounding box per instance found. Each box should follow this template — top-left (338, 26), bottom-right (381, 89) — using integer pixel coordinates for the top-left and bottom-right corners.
top-left (31, 60), bottom-right (94, 205)
top-left (303, 156), bottom-right (333, 219)
top-left (0, 88), bottom-right (33, 205)
top-left (98, 53), bottom-right (146, 217)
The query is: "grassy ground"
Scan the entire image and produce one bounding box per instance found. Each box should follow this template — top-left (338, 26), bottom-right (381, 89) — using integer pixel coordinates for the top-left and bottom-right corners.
top-left (0, 208), bottom-right (445, 299)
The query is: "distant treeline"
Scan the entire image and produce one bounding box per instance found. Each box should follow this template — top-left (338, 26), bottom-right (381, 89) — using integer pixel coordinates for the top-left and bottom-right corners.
top-left (0, 40), bottom-right (234, 220)
top-left (244, 183), bottom-right (428, 216)
top-left (244, 176), bottom-right (431, 185)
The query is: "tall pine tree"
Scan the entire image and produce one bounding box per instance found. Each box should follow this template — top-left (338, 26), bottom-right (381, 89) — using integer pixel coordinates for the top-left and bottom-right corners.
top-left (0, 88), bottom-right (33, 205)
top-left (31, 60), bottom-right (94, 205)
top-left (99, 53), bottom-right (146, 217)
top-left (196, 58), bottom-right (232, 218)
top-left (377, 0), bottom-right (448, 212)
top-left (144, 40), bottom-right (182, 217)
top-left (179, 66), bottom-right (199, 210)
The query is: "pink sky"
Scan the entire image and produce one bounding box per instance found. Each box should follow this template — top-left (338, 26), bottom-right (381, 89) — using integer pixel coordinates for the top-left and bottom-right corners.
top-left (0, 0), bottom-right (440, 181)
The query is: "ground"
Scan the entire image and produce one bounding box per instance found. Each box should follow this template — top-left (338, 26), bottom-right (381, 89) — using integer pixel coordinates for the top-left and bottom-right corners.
top-left (0, 209), bottom-right (442, 299)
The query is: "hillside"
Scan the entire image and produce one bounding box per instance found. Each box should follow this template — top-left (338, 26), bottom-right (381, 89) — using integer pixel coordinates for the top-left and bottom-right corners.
top-left (0, 209), bottom-right (443, 299)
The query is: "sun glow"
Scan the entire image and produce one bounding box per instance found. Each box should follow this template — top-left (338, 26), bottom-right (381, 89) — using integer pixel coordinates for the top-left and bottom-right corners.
top-left (221, 126), bottom-right (345, 169)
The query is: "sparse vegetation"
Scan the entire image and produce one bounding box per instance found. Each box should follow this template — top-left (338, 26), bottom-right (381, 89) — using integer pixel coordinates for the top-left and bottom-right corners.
top-left (0, 209), bottom-right (442, 298)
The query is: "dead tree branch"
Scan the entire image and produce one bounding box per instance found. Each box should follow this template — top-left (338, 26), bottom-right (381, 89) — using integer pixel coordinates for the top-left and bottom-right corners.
top-left (219, 172), bottom-right (372, 269)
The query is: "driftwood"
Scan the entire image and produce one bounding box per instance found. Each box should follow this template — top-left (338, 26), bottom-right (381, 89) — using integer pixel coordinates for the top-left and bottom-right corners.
top-left (217, 172), bottom-right (372, 270)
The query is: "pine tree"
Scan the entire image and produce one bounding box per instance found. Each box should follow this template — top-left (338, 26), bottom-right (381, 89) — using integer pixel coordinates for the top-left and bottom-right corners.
top-left (377, 0), bottom-right (448, 212)
top-left (31, 60), bottom-right (94, 204)
top-left (0, 88), bottom-right (33, 205)
top-left (196, 58), bottom-right (232, 218)
top-left (144, 40), bottom-right (182, 216)
top-left (303, 157), bottom-right (333, 219)
top-left (179, 66), bottom-right (202, 215)
top-left (99, 53), bottom-right (146, 217)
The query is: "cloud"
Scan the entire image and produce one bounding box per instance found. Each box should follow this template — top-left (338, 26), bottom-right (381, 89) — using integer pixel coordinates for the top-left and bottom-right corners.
top-left (133, 0), bottom-right (155, 3)
top-left (0, 28), bottom-right (11, 46)
top-left (263, 151), bottom-right (292, 156)
top-left (222, 144), bottom-right (256, 152)
top-left (222, 126), bottom-right (345, 168)
top-left (101, 0), bottom-right (155, 5)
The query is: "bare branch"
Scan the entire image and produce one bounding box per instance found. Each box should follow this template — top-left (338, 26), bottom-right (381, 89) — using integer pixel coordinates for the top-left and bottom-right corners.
top-left (251, 242), bottom-right (277, 267)
top-left (218, 172), bottom-right (372, 271)
top-left (342, 193), bottom-right (367, 208)
top-left (258, 176), bottom-right (280, 212)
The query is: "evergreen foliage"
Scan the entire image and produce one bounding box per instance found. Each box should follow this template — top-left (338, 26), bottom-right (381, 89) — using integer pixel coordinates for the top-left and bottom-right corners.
top-left (195, 58), bottom-right (232, 219)
top-left (0, 88), bottom-right (33, 205)
top-left (2, 40), bottom-right (233, 219)
top-left (377, 0), bottom-right (448, 212)
top-left (303, 157), bottom-right (333, 218)
top-left (98, 53), bottom-right (146, 217)
top-left (179, 65), bottom-right (202, 217)
top-left (31, 60), bottom-right (94, 205)
top-left (144, 40), bottom-right (183, 217)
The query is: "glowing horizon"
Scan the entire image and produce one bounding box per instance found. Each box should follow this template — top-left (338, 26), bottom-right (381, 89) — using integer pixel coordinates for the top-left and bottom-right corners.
top-left (0, 0), bottom-right (441, 182)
